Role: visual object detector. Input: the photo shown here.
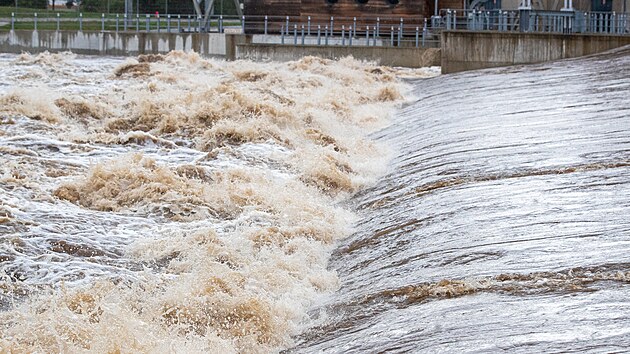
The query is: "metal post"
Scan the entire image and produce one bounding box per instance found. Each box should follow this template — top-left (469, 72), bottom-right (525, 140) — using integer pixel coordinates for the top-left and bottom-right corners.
top-left (281, 25), bottom-right (285, 44)
top-left (116, 14), bottom-right (119, 32)
top-left (422, 18), bottom-right (427, 47)
top-left (366, 25), bottom-right (369, 43)
top-left (197, 16), bottom-right (201, 33)
top-left (376, 17), bottom-right (380, 37)
top-left (415, 26), bottom-right (419, 47)
top-left (264, 15), bottom-right (268, 35)
top-left (56, 13), bottom-right (60, 31)
top-left (353, 17), bottom-right (357, 37)
top-left (397, 26), bottom-right (401, 46)
top-left (308, 16), bottom-right (311, 35)
top-left (349, 26), bottom-right (353, 45)
top-left (79, 13), bottom-right (83, 31)
top-left (286, 16), bottom-right (290, 35)
top-left (317, 25), bottom-right (321, 45)
top-left (390, 26), bottom-right (394, 46)
top-left (136, 14), bottom-right (139, 31)
top-left (330, 16), bottom-right (334, 35)
top-left (301, 24), bottom-right (305, 45)
top-left (167, 15), bottom-right (170, 33)
top-left (241, 15), bottom-right (245, 34)
top-left (146, 14), bottom-right (150, 32)
top-left (124, 14), bottom-right (128, 31)
top-left (373, 26), bottom-right (377, 46)
top-left (177, 15), bottom-right (181, 32)
top-left (342, 25), bottom-right (345, 45)
top-left (219, 15), bottom-right (223, 33)
top-left (400, 18), bottom-right (403, 37)
top-left (11, 12), bottom-right (14, 31)
top-left (188, 15), bottom-right (191, 32)
top-left (101, 13), bottom-right (105, 31)
top-left (325, 25), bottom-right (329, 45)
top-left (454, 10), bottom-right (457, 29)
top-left (34, 13), bottom-right (37, 31)
top-left (293, 24), bottom-right (297, 45)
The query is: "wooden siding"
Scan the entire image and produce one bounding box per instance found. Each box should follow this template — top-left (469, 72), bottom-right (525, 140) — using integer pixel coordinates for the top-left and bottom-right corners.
top-left (243, 0), bottom-right (465, 32)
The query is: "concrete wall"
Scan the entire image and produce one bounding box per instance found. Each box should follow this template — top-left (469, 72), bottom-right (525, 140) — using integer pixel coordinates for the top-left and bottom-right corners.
top-left (236, 44), bottom-right (441, 67)
top-left (0, 30), bottom-right (231, 58)
top-left (441, 30), bottom-right (630, 73)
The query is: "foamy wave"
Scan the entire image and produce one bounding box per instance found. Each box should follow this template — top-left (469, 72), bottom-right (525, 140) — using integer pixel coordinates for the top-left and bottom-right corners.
top-left (0, 52), bottom-right (410, 352)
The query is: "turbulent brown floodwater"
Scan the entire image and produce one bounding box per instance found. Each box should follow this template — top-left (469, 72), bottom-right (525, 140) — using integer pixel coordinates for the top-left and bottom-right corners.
top-left (1, 46), bottom-right (629, 353)
top-left (0, 51), bottom-right (437, 352)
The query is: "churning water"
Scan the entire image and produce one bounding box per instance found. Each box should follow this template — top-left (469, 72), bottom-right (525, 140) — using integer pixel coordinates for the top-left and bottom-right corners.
top-left (0, 51), bottom-right (435, 352)
top-left (0, 46), bottom-right (628, 353)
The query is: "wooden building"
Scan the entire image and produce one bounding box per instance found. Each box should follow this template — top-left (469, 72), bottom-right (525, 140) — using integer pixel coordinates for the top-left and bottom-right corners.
top-left (243, 0), bottom-right (465, 33)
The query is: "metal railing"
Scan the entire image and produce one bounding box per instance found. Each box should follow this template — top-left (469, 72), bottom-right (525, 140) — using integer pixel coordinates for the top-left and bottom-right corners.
top-left (2, 8), bottom-right (628, 50)
top-left (441, 9), bottom-right (630, 35)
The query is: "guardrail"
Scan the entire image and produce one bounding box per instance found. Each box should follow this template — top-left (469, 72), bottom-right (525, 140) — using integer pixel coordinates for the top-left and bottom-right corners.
top-left (441, 9), bottom-right (630, 35)
top-left (2, 9), bottom-right (627, 50)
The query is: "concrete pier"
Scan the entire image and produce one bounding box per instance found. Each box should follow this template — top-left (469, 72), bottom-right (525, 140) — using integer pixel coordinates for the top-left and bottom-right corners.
top-left (441, 31), bottom-right (630, 74)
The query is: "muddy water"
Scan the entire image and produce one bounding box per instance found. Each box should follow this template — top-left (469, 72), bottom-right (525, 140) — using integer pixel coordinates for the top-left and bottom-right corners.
top-left (0, 51), bottom-right (437, 352)
top-left (292, 47), bottom-right (630, 352)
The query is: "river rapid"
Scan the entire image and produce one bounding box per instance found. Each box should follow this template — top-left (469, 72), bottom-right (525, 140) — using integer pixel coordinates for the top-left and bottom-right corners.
top-left (0, 51), bottom-right (436, 352)
top-left (1, 46), bottom-right (629, 353)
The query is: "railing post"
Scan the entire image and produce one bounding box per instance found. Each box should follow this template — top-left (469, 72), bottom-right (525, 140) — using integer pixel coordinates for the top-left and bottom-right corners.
top-left (286, 16), bottom-right (290, 35)
top-left (293, 24), bottom-right (297, 45)
top-left (116, 14), bottom-right (120, 32)
top-left (167, 15), bottom-right (171, 33)
top-left (397, 26), bottom-right (401, 46)
top-left (101, 13), bottom-right (105, 32)
top-left (146, 14), bottom-right (150, 32)
top-left (187, 15), bottom-right (191, 32)
top-left (325, 25), bottom-right (329, 45)
top-left (177, 15), bottom-right (181, 32)
top-left (422, 18), bottom-right (427, 47)
top-left (56, 13), bottom-right (60, 31)
top-left (390, 26), bottom-right (394, 46)
top-left (376, 17), bottom-right (380, 37)
top-left (11, 12), bottom-right (14, 31)
top-left (317, 25), bottom-right (321, 45)
top-left (281, 25), bottom-right (285, 44)
top-left (308, 16), bottom-right (311, 35)
top-left (454, 10), bottom-right (457, 29)
top-left (124, 14), bottom-right (128, 31)
top-left (264, 15), bottom-right (268, 35)
top-left (415, 26), bottom-right (419, 47)
top-left (242, 15), bottom-right (245, 34)
top-left (79, 13), bottom-right (83, 31)
top-left (366, 25), bottom-right (369, 43)
top-left (301, 24), bottom-right (305, 45)
top-left (446, 9), bottom-right (451, 30)
top-left (330, 16), bottom-right (334, 35)
top-left (342, 25), bottom-right (345, 45)
top-left (34, 13), bottom-right (38, 31)
top-left (219, 15), bottom-right (223, 33)
top-left (373, 26), bottom-right (377, 46)
top-left (353, 17), bottom-right (357, 37)
top-left (136, 14), bottom-right (139, 32)
top-left (349, 26), bottom-right (353, 45)
top-left (197, 16), bottom-right (201, 33)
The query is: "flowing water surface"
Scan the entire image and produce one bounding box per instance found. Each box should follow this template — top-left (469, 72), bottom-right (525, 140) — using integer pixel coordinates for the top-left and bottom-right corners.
top-left (292, 47), bottom-right (630, 352)
top-left (0, 51), bottom-right (436, 352)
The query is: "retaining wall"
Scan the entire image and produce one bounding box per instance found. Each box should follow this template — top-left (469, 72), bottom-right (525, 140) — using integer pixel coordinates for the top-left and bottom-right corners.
top-left (236, 44), bottom-right (441, 67)
top-left (442, 31), bottom-right (630, 74)
top-left (0, 30), bottom-right (233, 58)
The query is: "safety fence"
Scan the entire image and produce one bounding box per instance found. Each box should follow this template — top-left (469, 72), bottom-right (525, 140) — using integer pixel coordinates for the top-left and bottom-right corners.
top-left (442, 9), bottom-right (630, 35)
